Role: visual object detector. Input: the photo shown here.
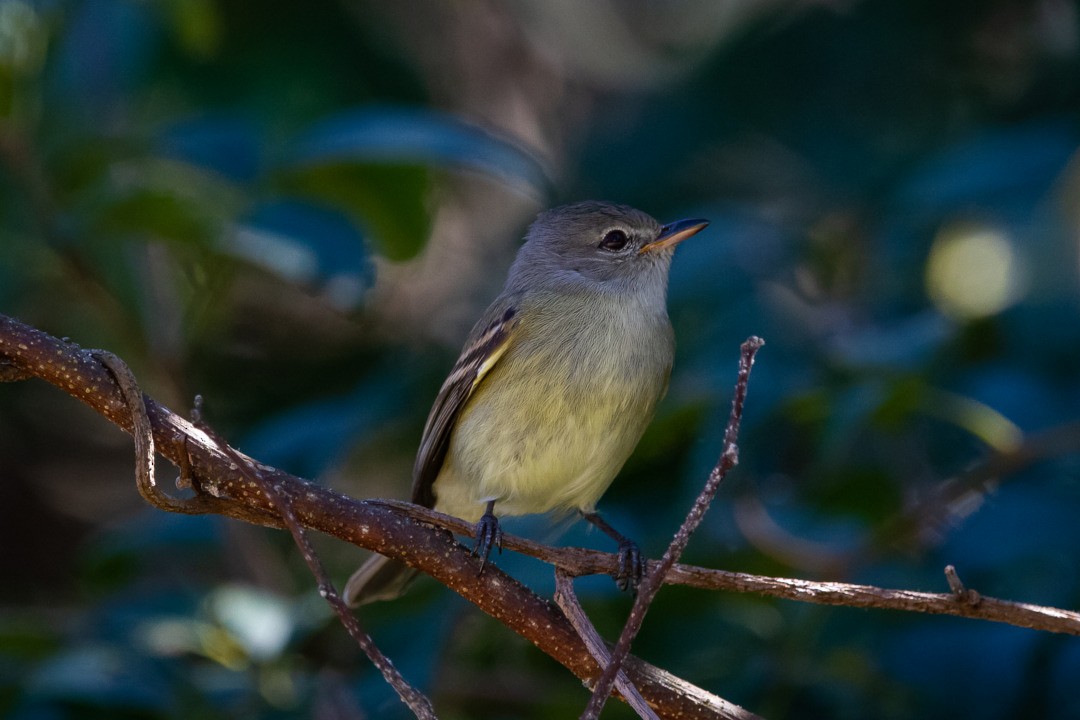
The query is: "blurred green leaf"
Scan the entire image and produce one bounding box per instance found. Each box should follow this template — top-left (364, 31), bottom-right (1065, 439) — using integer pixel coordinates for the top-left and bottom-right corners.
top-left (163, 0), bottom-right (224, 60)
top-left (280, 107), bottom-right (552, 260)
top-left (288, 108), bottom-right (550, 194)
top-left (92, 190), bottom-right (216, 245)
top-left (76, 158), bottom-right (243, 247)
top-left (279, 162), bottom-right (429, 261)
top-left (230, 200), bottom-right (372, 304)
top-left (0, 615), bottom-right (58, 660)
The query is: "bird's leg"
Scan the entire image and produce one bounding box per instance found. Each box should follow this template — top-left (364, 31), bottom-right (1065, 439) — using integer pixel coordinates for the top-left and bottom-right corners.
top-left (581, 511), bottom-right (646, 592)
top-left (473, 499), bottom-right (503, 573)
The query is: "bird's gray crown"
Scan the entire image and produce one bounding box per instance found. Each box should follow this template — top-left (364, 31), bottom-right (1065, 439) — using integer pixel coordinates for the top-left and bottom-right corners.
top-left (507, 201), bottom-right (671, 294)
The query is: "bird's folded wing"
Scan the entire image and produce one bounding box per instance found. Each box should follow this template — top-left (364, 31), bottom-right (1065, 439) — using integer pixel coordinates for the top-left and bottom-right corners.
top-left (410, 296), bottom-right (521, 507)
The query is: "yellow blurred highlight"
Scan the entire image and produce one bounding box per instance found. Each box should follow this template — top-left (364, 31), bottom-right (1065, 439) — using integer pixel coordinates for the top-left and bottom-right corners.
top-left (198, 624), bottom-right (250, 670)
top-left (925, 223), bottom-right (1024, 319)
top-left (921, 388), bottom-right (1024, 454)
top-left (167, 0), bottom-right (224, 60)
top-left (259, 665), bottom-right (299, 709)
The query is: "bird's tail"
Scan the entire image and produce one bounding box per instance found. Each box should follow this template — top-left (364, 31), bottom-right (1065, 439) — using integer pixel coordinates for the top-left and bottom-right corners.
top-left (343, 554), bottom-right (419, 607)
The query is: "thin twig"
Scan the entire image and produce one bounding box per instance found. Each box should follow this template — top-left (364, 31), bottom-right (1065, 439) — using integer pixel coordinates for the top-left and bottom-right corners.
top-left (372, 497), bottom-right (1080, 636)
top-left (554, 569), bottom-right (658, 720)
top-left (95, 348), bottom-right (435, 719)
top-left (944, 564), bottom-right (980, 606)
top-left (582, 337), bottom-right (764, 719)
top-left (365, 499), bottom-right (1080, 636)
top-left (93, 350), bottom-right (281, 527)
top-left (189, 398), bottom-right (437, 720)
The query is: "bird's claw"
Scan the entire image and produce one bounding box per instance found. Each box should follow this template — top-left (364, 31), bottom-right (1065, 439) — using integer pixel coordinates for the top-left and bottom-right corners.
top-left (472, 510), bottom-right (503, 573)
top-left (615, 539), bottom-right (646, 593)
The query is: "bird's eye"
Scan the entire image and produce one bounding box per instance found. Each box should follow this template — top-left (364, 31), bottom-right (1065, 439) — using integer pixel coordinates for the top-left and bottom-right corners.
top-left (599, 229), bottom-right (629, 251)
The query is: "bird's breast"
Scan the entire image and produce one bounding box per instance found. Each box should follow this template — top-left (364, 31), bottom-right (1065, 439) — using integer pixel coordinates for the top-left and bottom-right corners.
top-left (433, 291), bottom-right (674, 521)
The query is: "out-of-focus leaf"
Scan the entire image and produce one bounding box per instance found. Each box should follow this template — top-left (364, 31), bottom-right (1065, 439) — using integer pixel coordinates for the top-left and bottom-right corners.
top-left (288, 107), bottom-right (550, 195)
top-left (163, 0), bottom-right (224, 60)
top-left (158, 115), bottom-right (262, 183)
top-left (871, 376), bottom-right (925, 430)
top-left (205, 586), bottom-right (294, 663)
top-left (918, 387), bottom-right (1023, 454)
top-left (815, 466), bottom-right (900, 522)
top-left (75, 157), bottom-right (244, 246)
top-left (92, 190), bottom-right (216, 245)
top-left (0, 615), bottom-right (57, 660)
top-left (893, 120), bottom-right (1079, 214)
top-left (46, 136), bottom-right (141, 203)
top-left (46, 0), bottom-right (160, 114)
top-left (228, 200), bottom-right (372, 307)
top-left (0, 230), bottom-right (33, 306)
top-left (280, 162), bottom-right (430, 261)
top-left (280, 107), bottom-right (552, 260)
top-left (0, 1), bottom-right (47, 117)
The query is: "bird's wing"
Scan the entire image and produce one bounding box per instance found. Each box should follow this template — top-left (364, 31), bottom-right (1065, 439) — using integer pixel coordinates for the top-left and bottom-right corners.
top-left (410, 296), bottom-right (521, 507)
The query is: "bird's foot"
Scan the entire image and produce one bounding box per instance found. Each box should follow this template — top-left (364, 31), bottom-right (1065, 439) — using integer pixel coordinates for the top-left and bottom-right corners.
top-left (615, 538), bottom-right (647, 593)
top-left (580, 511), bottom-right (647, 593)
top-left (472, 507), bottom-right (503, 573)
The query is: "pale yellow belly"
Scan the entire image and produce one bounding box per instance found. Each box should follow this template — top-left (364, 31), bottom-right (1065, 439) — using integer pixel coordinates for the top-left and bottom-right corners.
top-left (431, 303), bottom-right (671, 523)
top-left (433, 399), bottom-right (652, 522)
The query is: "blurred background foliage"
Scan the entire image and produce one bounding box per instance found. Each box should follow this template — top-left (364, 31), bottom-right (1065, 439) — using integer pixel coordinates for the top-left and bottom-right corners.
top-left (1, 0), bottom-right (1080, 718)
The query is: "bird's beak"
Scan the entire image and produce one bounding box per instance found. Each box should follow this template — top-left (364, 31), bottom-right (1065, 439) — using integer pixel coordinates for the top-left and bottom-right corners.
top-left (639, 218), bottom-right (710, 254)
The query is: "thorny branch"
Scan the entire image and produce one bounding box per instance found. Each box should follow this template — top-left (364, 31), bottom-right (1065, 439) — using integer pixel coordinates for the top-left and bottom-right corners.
top-left (0, 313), bottom-right (754, 720)
top-left (4, 313), bottom-right (1080, 716)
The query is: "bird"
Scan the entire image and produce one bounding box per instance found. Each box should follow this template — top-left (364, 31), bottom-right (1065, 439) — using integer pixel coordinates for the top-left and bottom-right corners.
top-left (344, 201), bottom-right (708, 605)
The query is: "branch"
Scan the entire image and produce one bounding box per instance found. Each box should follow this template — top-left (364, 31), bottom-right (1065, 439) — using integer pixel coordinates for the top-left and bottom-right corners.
top-left (203, 400), bottom-right (438, 717)
top-left (0, 313), bottom-right (755, 720)
top-left (382, 504), bottom-right (1080, 637)
top-left (583, 336), bottom-right (763, 718)
top-left (95, 351), bottom-right (436, 717)
top-left (5, 312), bottom-right (1078, 717)
top-left (664, 563), bottom-right (1080, 635)
top-left (554, 569), bottom-right (658, 720)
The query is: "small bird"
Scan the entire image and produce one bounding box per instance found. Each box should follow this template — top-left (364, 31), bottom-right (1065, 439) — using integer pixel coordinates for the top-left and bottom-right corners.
top-left (344, 201), bottom-right (708, 605)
